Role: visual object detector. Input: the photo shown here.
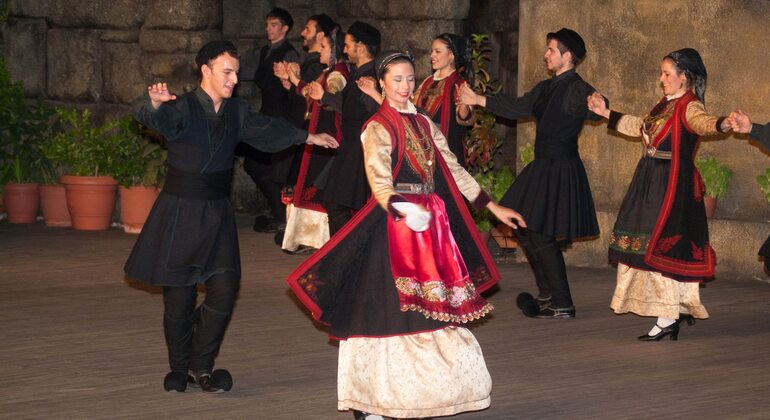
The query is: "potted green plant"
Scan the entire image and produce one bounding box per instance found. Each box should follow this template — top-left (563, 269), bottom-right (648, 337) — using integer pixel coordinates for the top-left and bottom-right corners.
top-left (0, 57), bottom-right (54, 224)
top-left (463, 33), bottom-right (517, 248)
top-left (464, 34), bottom-right (503, 174)
top-left (43, 107), bottom-right (123, 230)
top-left (111, 118), bottom-right (167, 234)
top-left (38, 120), bottom-right (73, 228)
top-left (695, 155), bottom-right (732, 218)
top-left (472, 166), bottom-right (515, 232)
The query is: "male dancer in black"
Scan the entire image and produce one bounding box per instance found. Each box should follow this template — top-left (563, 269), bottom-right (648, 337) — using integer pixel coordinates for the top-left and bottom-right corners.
top-left (731, 110), bottom-right (770, 269)
top-left (307, 21), bottom-right (381, 235)
top-left (239, 7), bottom-right (301, 233)
top-left (459, 28), bottom-right (605, 319)
top-left (125, 40), bottom-right (337, 393)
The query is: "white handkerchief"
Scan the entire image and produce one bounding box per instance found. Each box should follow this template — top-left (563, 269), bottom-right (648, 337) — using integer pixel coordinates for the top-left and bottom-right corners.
top-left (391, 201), bottom-right (431, 232)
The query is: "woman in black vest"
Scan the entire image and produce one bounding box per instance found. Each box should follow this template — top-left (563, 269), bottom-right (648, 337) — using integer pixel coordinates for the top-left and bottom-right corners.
top-left (588, 48), bottom-right (732, 340)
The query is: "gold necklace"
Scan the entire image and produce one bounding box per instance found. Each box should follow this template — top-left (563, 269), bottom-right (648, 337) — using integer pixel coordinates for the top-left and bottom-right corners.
top-left (403, 116), bottom-right (435, 184)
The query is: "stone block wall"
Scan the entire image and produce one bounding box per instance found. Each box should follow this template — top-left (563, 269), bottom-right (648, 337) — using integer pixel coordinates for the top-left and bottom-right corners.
top-left (518, 0), bottom-right (770, 277)
top-left (2, 0), bottom-right (519, 215)
top-left (6, 0), bottom-right (768, 276)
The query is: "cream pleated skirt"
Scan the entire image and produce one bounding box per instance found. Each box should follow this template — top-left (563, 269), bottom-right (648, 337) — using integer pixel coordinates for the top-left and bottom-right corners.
top-left (281, 204), bottom-right (329, 251)
top-left (337, 326), bottom-right (491, 418)
top-left (610, 263), bottom-right (709, 319)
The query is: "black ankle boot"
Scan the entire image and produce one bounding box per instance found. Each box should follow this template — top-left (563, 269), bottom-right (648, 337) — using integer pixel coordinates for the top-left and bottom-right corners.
top-left (638, 322), bottom-right (680, 341)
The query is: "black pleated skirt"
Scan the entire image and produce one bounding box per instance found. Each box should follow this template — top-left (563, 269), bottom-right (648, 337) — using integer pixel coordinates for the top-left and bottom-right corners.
top-left (124, 192), bottom-right (240, 287)
top-left (608, 157), bottom-right (669, 272)
top-left (500, 156), bottom-right (598, 239)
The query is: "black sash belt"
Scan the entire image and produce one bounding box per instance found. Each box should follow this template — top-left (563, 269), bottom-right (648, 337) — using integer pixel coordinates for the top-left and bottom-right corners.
top-left (163, 166), bottom-right (233, 200)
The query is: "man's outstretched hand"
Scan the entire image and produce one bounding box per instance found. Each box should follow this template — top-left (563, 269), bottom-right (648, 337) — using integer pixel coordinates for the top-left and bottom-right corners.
top-left (306, 132), bottom-right (339, 148)
top-left (148, 82), bottom-right (177, 109)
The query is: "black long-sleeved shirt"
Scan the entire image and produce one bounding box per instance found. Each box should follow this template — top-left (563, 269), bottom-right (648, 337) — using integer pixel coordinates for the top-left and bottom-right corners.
top-left (133, 88), bottom-right (308, 174)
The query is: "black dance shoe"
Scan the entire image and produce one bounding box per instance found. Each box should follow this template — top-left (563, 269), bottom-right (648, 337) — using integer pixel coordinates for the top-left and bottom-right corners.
top-left (516, 292), bottom-right (540, 317)
top-left (352, 411), bottom-right (396, 420)
top-left (254, 216), bottom-right (283, 233)
top-left (638, 322), bottom-right (680, 341)
top-left (189, 369), bottom-right (233, 393)
top-left (282, 245), bottom-right (316, 255)
top-left (535, 307), bottom-right (576, 319)
top-left (163, 371), bottom-right (188, 392)
top-left (535, 295), bottom-right (552, 310)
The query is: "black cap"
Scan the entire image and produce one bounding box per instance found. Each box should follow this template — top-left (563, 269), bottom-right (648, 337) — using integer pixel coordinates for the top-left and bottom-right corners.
top-left (311, 13), bottom-right (336, 36)
top-left (267, 7), bottom-right (293, 30)
top-left (547, 28), bottom-right (586, 60)
top-left (348, 21), bottom-right (381, 46)
top-left (195, 40), bottom-right (238, 68)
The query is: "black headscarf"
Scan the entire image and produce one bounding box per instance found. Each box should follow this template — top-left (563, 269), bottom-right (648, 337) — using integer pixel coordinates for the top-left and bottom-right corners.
top-left (327, 25), bottom-right (346, 67)
top-left (664, 48), bottom-right (707, 103)
top-left (434, 33), bottom-right (472, 84)
top-left (375, 50), bottom-right (415, 80)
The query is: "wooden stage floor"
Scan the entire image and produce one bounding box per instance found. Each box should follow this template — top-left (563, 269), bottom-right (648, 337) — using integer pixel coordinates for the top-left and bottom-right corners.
top-left (2, 218), bottom-right (770, 419)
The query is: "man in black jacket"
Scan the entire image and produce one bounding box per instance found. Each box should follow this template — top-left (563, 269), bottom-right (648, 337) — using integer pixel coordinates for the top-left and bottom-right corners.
top-left (731, 110), bottom-right (770, 270)
top-left (127, 40), bottom-right (337, 393)
top-left (458, 28), bottom-right (604, 319)
top-left (239, 8), bottom-right (301, 233)
top-left (307, 21), bottom-right (382, 235)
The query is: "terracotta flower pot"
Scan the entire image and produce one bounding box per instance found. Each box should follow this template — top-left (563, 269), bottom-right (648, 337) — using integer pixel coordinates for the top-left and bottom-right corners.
top-left (40, 184), bottom-right (72, 227)
top-left (4, 183), bottom-right (40, 224)
top-left (60, 175), bottom-right (118, 231)
top-left (119, 185), bottom-right (160, 234)
top-left (491, 223), bottom-right (518, 249)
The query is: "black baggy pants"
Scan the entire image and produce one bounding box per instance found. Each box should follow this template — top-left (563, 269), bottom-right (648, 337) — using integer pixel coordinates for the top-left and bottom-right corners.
top-left (515, 228), bottom-right (574, 309)
top-left (243, 152), bottom-right (286, 223)
top-left (162, 272), bottom-right (239, 375)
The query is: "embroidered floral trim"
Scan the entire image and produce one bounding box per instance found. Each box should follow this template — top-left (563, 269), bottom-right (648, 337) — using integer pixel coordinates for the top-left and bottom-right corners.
top-left (394, 277), bottom-right (492, 323)
top-left (400, 301), bottom-right (494, 324)
top-left (656, 234), bottom-right (682, 254)
top-left (469, 266), bottom-right (493, 285)
top-left (298, 272), bottom-right (320, 298)
top-left (609, 230), bottom-right (649, 254)
top-left (691, 241), bottom-right (705, 261)
top-left (395, 278), bottom-right (479, 304)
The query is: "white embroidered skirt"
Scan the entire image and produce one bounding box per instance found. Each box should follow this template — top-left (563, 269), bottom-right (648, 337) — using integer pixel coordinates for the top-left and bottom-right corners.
top-left (281, 204), bottom-right (329, 251)
top-left (337, 326), bottom-right (491, 418)
top-left (611, 263), bottom-right (709, 319)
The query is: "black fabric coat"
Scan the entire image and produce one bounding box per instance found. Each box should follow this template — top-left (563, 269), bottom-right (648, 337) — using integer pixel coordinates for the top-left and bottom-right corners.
top-left (124, 90), bottom-right (307, 286)
top-left (319, 60), bottom-right (380, 209)
top-left (486, 69), bottom-right (602, 239)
